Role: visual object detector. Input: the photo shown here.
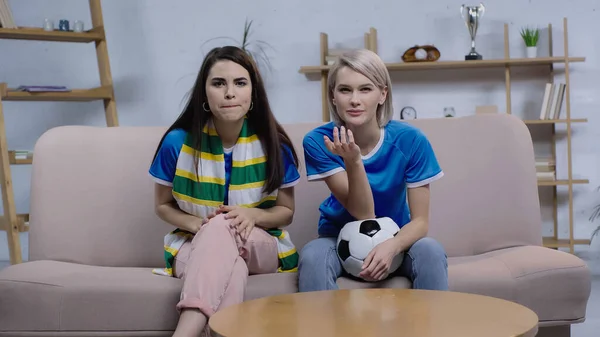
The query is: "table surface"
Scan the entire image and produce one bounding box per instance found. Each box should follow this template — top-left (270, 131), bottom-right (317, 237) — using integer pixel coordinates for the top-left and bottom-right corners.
top-left (208, 288), bottom-right (539, 337)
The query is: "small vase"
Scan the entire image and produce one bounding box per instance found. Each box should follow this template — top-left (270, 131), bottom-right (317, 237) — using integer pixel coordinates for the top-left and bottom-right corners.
top-left (526, 46), bottom-right (537, 58)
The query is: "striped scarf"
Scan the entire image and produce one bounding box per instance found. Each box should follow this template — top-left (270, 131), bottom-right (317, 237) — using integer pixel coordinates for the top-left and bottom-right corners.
top-left (152, 118), bottom-right (299, 276)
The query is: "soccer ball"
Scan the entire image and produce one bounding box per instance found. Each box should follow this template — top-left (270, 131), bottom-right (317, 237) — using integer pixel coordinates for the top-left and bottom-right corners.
top-left (336, 217), bottom-right (404, 280)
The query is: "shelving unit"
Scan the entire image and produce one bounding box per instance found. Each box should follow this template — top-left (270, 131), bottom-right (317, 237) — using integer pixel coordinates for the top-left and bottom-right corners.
top-left (299, 56), bottom-right (585, 73)
top-left (0, 0), bottom-right (118, 264)
top-left (298, 18), bottom-right (588, 254)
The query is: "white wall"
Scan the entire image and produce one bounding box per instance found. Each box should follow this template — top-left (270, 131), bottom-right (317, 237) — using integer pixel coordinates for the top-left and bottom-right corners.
top-left (1, 0), bottom-right (599, 260)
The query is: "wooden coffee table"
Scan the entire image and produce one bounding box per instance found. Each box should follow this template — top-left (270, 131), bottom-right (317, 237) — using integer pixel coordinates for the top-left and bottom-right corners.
top-left (209, 288), bottom-right (538, 337)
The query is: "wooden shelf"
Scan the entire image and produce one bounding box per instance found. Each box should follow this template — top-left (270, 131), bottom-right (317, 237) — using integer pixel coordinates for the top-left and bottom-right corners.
top-left (0, 213), bottom-right (29, 232)
top-left (543, 237), bottom-right (591, 248)
top-left (301, 19), bottom-right (588, 255)
top-left (0, 27), bottom-right (104, 43)
top-left (8, 151), bottom-right (32, 165)
top-left (1, 86), bottom-right (113, 102)
top-left (537, 179), bottom-right (589, 186)
top-left (298, 56), bottom-right (586, 74)
top-left (0, 0), bottom-right (118, 265)
top-left (523, 119), bottom-right (587, 124)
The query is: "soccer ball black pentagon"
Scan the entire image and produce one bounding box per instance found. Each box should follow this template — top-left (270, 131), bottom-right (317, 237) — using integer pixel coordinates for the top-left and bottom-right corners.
top-left (336, 217), bottom-right (404, 280)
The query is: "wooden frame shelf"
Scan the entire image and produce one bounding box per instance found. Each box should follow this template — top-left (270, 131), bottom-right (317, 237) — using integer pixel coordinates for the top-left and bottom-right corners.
top-left (523, 119), bottom-right (587, 124)
top-left (8, 151), bottom-right (32, 165)
top-left (0, 26), bottom-right (104, 43)
top-left (0, 0), bottom-right (118, 265)
top-left (298, 18), bottom-right (588, 254)
top-left (299, 56), bottom-right (586, 74)
top-left (1, 86), bottom-right (113, 102)
top-left (538, 179), bottom-right (589, 186)
top-left (543, 237), bottom-right (591, 248)
top-left (0, 213), bottom-right (29, 233)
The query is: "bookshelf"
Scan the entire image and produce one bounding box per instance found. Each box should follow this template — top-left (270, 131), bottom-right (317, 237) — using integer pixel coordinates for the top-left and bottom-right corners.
top-left (298, 18), bottom-right (587, 254)
top-left (0, 0), bottom-right (119, 264)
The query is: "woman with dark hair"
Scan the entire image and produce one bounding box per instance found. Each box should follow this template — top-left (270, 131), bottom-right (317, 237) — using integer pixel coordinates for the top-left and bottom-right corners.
top-left (149, 46), bottom-right (300, 336)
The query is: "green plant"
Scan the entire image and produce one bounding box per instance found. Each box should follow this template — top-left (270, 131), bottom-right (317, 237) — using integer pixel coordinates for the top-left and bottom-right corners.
top-left (520, 27), bottom-right (540, 47)
top-left (240, 18), bottom-right (274, 74)
top-left (201, 18), bottom-right (274, 75)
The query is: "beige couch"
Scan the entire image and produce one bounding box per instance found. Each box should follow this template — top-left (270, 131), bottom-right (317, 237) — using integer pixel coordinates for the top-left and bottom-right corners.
top-left (0, 114), bottom-right (591, 337)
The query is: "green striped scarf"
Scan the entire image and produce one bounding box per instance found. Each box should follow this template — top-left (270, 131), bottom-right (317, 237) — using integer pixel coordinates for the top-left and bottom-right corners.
top-left (152, 118), bottom-right (299, 276)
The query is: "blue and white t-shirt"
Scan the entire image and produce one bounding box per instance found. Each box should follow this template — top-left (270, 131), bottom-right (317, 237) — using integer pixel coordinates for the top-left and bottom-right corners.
top-left (303, 120), bottom-right (444, 237)
top-left (149, 128), bottom-right (301, 204)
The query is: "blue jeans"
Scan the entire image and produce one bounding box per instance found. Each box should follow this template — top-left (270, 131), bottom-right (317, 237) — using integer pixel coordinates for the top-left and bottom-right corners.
top-left (298, 236), bottom-right (449, 292)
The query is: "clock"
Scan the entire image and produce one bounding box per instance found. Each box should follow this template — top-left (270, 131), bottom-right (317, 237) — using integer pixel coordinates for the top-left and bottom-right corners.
top-left (400, 106), bottom-right (417, 120)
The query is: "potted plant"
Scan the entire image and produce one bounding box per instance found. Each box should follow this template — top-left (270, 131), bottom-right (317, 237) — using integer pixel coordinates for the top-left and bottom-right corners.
top-left (202, 18), bottom-right (274, 75)
top-left (240, 18), bottom-right (273, 74)
top-left (520, 27), bottom-right (540, 58)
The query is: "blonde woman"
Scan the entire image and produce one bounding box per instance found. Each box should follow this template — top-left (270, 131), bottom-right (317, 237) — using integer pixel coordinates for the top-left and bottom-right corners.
top-left (298, 49), bottom-right (448, 290)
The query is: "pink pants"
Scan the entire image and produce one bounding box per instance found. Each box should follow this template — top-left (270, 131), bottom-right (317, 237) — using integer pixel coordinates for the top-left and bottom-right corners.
top-left (173, 213), bottom-right (279, 317)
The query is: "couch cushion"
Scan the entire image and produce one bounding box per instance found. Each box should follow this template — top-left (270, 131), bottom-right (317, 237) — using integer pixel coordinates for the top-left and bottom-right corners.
top-left (448, 245), bottom-right (591, 323)
top-left (244, 273), bottom-right (298, 301)
top-left (0, 261), bottom-right (181, 335)
top-left (0, 261), bottom-right (299, 336)
top-left (0, 244), bottom-right (590, 335)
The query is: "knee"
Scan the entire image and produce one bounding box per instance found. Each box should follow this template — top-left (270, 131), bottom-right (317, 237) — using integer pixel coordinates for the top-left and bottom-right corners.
top-left (409, 237), bottom-right (447, 266)
top-left (299, 240), bottom-right (324, 269)
top-left (191, 214), bottom-right (234, 244)
top-left (205, 213), bottom-right (229, 226)
top-left (299, 239), bottom-right (336, 271)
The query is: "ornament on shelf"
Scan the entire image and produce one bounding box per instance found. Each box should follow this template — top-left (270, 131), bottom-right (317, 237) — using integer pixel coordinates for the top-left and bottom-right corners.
top-left (58, 19), bottom-right (69, 31)
top-left (460, 3), bottom-right (485, 60)
top-left (402, 45), bottom-right (441, 62)
top-left (444, 107), bottom-right (456, 117)
top-left (400, 106), bottom-right (417, 120)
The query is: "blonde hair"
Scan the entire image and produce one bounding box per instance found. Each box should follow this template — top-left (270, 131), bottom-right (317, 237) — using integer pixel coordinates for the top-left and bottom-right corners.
top-left (327, 49), bottom-right (393, 127)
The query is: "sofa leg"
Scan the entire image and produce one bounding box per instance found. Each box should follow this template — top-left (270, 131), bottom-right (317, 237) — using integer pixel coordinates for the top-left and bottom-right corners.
top-left (536, 325), bottom-right (570, 337)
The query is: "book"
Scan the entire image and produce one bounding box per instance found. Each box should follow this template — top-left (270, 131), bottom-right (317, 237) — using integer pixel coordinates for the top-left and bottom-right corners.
top-left (539, 83), bottom-right (553, 119)
top-left (0, 0), bottom-right (16, 29)
top-left (16, 85), bottom-right (70, 92)
top-left (539, 83), bottom-right (566, 120)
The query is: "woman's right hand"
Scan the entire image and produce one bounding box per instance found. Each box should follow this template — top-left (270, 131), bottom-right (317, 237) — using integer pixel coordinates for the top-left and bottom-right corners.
top-left (184, 212), bottom-right (216, 233)
top-left (202, 211), bottom-right (217, 225)
top-left (324, 126), bottom-right (361, 163)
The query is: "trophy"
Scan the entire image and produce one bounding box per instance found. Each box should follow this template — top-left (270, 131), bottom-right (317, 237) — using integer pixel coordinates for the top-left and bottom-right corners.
top-left (460, 3), bottom-right (485, 60)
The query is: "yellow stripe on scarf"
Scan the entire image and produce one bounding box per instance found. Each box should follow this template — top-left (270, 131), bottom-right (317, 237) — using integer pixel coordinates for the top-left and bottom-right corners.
top-left (172, 191), bottom-right (222, 207)
top-left (174, 169), bottom-right (226, 185)
top-left (278, 247), bottom-right (297, 259)
top-left (202, 125), bottom-right (219, 136)
top-left (237, 134), bottom-right (259, 144)
top-left (233, 156), bottom-right (266, 167)
top-left (238, 195), bottom-right (277, 208)
top-left (164, 246), bottom-right (179, 256)
top-left (270, 230), bottom-right (286, 239)
top-left (180, 144), bottom-right (224, 162)
top-left (229, 181), bottom-right (265, 191)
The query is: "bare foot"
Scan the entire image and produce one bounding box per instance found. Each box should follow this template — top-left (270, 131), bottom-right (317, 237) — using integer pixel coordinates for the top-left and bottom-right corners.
top-left (172, 309), bottom-right (207, 337)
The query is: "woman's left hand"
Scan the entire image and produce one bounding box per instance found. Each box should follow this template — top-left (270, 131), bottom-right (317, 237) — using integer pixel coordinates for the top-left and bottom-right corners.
top-left (359, 239), bottom-right (401, 281)
top-left (217, 205), bottom-right (260, 241)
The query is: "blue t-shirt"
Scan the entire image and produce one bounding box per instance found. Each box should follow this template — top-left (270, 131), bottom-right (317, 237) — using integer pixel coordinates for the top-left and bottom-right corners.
top-left (303, 120), bottom-right (444, 237)
top-left (149, 128), bottom-right (300, 204)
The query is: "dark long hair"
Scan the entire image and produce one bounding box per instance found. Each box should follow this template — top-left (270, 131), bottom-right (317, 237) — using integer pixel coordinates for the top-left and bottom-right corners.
top-left (153, 46), bottom-right (298, 194)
